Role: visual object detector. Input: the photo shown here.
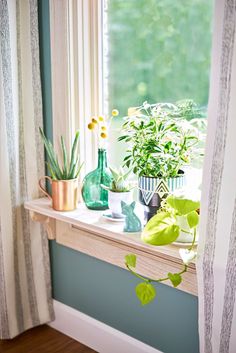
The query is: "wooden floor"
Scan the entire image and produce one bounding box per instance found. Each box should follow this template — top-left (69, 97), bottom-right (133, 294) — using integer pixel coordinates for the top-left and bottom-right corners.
top-left (0, 325), bottom-right (97, 353)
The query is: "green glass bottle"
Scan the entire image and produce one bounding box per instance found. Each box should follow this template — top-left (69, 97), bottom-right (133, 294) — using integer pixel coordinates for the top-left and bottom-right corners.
top-left (82, 149), bottom-right (111, 210)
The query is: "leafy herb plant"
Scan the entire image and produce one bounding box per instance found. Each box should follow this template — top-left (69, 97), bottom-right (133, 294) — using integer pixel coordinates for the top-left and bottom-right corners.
top-left (119, 100), bottom-right (205, 178)
top-left (101, 167), bottom-right (132, 192)
top-left (39, 128), bottom-right (83, 180)
top-left (125, 190), bottom-right (200, 305)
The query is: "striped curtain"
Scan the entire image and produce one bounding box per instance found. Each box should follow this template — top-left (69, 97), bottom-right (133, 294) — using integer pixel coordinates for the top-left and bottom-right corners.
top-left (197, 0), bottom-right (236, 352)
top-left (0, 0), bottom-right (54, 339)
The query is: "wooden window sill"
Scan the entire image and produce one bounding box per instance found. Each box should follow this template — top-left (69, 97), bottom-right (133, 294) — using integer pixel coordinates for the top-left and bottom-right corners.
top-left (24, 198), bottom-right (197, 296)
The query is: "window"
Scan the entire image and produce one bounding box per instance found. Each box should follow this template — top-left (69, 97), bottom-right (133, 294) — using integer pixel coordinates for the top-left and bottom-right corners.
top-left (49, 0), bottom-right (213, 181)
top-left (103, 0), bottom-right (213, 172)
top-left (46, 0), bottom-right (214, 294)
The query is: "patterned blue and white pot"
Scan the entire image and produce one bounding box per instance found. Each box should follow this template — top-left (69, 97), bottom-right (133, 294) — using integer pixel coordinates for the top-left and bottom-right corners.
top-left (138, 172), bottom-right (185, 222)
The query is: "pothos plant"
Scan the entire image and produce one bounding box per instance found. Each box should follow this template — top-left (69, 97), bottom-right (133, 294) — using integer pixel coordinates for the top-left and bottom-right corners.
top-left (119, 100), bottom-right (205, 178)
top-left (125, 190), bottom-right (200, 305)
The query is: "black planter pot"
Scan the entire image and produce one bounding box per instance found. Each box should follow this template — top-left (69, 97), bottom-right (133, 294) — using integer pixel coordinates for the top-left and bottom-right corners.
top-left (139, 191), bottom-right (162, 222)
top-left (138, 173), bottom-right (185, 223)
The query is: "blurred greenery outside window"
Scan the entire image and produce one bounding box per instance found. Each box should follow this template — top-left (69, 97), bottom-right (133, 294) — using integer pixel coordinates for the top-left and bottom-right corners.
top-left (104, 0), bottom-right (213, 179)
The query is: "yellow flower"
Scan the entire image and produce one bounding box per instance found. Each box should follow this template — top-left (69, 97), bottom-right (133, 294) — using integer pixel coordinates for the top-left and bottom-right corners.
top-left (100, 132), bottom-right (107, 139)
top-left (98, 116), bottom-right (104, 122)
top-left (101, 126), bottom-right (106, 131)
top-left (88, 123), bottom-right (95, 130)
top-left (92, 118), bottom-right (98, 124)
top-left (111, 109), bottom-right (119, 117)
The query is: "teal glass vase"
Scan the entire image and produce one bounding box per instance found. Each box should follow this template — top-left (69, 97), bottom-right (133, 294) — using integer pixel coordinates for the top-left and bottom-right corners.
top-left (82, 149), bottom-right (111, 210)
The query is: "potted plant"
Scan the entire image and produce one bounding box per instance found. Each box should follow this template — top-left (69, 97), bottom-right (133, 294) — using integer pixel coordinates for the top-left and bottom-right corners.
top-left (119, 100), bottom-right (203, 221)
top-left (173, 190), bottom-right (200, 244)
top-left (125, 190), bottom-right (200, 305)
top-left (39, 128), bottom-right (83, 211)
top-left (101, 167), bottom-right (133, 218)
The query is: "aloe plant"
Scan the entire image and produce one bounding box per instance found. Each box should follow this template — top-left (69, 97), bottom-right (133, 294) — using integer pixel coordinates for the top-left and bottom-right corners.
top-left (125, 190), bottom-right (200, 305)
top-left (39, 128), bottom-right (83, 180)
top-left (101, 167), bottom-right (132, 192)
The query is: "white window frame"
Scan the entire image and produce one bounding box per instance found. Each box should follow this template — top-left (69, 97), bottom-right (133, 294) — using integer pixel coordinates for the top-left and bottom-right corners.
top-left (47, 0), bottom-right (215, 294)
top-left (49, 0), bottom-right (207, 185)
top-left (49, 0), bottom-right (104, 177)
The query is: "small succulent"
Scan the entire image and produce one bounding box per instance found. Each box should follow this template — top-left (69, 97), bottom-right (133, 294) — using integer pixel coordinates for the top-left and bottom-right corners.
top-left (39, 127), bottom-right (83, 180)
top-left (101, 167), bottom-right (132, 192)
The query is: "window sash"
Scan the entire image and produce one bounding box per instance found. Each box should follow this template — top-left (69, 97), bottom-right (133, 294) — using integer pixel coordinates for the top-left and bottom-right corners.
top-left (49, 0), bottom-right (211, 180)
top-left (50, 0), bottom-right (104, 177)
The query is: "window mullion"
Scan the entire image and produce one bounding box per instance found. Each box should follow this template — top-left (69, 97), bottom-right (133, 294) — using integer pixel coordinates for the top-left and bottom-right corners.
top-left (74, 0), bottom-right (104, 176)
top-left (50, 0), bottom-right (104, 177)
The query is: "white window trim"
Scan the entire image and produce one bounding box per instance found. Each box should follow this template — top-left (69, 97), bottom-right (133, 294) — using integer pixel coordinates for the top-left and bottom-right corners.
top-left (49, 1), bottom-right (206, 181)
top-left (47, 1), bottom-right (212, 295)
top-left (49, 0), bottom-right (72, 155)
top-left (49, 0), bottom-right (104, 177)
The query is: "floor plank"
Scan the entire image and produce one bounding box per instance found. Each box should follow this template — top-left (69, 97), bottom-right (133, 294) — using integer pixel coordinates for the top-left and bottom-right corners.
top-left (0, 325), bottom-right (97, 353)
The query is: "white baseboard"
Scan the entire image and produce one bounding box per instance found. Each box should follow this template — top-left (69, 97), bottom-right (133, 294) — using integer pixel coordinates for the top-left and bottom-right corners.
top-left (49, 300), bottom-right (163, 353)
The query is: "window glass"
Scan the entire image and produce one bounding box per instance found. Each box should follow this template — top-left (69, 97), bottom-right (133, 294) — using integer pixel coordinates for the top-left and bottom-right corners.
top-left (104, 0), bottom-right (213, 169)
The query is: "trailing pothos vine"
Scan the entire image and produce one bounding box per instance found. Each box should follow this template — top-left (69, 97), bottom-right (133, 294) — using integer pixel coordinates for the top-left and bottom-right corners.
top-left (125, 190), bottom-right (200, 305)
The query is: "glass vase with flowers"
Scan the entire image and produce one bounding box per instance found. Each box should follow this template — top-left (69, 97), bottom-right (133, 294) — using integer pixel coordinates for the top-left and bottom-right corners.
top-left (82, 109), bottom-right (119, 210)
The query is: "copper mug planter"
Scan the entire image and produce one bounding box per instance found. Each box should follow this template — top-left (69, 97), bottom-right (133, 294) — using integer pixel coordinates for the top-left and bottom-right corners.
top-left (39, 176), bottom-right (79, 211)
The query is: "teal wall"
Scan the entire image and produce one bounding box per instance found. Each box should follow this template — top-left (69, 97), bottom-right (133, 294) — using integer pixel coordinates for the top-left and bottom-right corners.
top-left (38, 2), bottom-right (199, 353)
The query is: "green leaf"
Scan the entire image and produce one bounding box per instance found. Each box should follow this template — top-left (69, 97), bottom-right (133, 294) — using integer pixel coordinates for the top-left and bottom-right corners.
top-left (187, 211), bottom-right (199, 228)
top-left (61, 136), bottom-right (68, 175)
top-left (133, 166), bottom-right (138, 174)
top-left (109, 166), bottom-right (120, 180)
top-left (68, 131), bottom-right (80, 177)
top-left (141, 211), bottom-right (180, 245)
top-left (123, 155), bottom-right (132, 162)
top-left (168, 273), bottom-right (182, 287)
top-left (185, 136), bottom-right (198, 140)
top-left (68, 161), bottom-right (77, 179)
top-left (46, 162), bottom-right (57, 180)
top-left (75, 161), bottom-right (84, 178)
top-left (164, 141), bottom-right (172, 151)
top-left (55, 157), bottom-right (64, 179)
top-left (166, 194), bottom-right (200, 216)
top-left (125, 254), bottom-right (137, 268)
top-left (135, 282), bottom-right (156, 305)
top-left (158, 122), bottom-right (163, 131)
top-left (118, 135), bottom-right (130, 141)
top-left (125, 160), bottom-right (131, 168)
top-left (123, 169), bottom-right (132, 180)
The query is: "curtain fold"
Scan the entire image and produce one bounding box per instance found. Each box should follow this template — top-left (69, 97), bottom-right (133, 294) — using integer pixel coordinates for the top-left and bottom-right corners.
top-left (0, 0), bottom-right (54, 339)
top-left (197, 0), bottom-right (236, 352)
